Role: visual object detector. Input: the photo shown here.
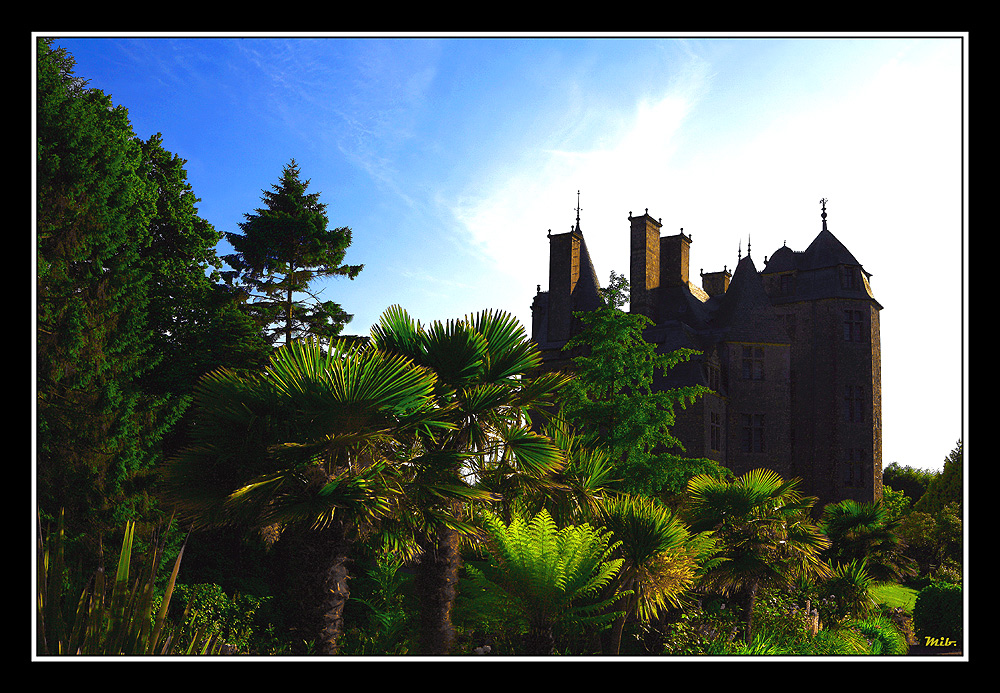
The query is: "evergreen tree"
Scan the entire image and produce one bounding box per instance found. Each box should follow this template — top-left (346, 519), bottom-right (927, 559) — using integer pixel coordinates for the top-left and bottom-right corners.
top-left (36, 38), bottom-right (166, 552)
top-left (136, 134), bottom-right (271, 464)
top-left (914, 440), bottom-right (963, 516)
top-left (560, 271), bottom-right (724, 498)
top-left (223, 160), bottom-right (363, 346)
top-left (882, 461), bottom-right (937, 506)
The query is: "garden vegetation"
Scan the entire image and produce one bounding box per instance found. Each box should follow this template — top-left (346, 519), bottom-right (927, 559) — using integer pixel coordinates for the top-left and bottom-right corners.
top-left (35, 38), bottom-right (964, 657)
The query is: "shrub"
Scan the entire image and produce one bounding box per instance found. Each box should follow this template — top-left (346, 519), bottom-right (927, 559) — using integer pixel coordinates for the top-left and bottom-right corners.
top-left (159, 583), bottom-right (270, 653)
top-left (850, 614), bottom-right (909, 655)
top-left (913, 581), bottom-right (962, 644)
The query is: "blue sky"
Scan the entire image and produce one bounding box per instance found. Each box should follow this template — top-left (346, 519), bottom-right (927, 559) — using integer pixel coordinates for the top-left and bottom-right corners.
top-left (39, 33), bottom-right (967, 472)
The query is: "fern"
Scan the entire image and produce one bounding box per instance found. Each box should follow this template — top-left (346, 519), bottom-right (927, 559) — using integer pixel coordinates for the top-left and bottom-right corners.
top-left (476, 509), bottom-right (626, 653)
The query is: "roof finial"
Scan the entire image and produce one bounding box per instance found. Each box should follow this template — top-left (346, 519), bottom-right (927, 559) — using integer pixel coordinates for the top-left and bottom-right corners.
top-left (574, 190), bottom-right (583, 233)
top-left (820, 197), bottom-right (828, 231)
top-left (738, 239), bottom-right (742, 261)
top-left (747, 234), bottom-right (751, 257)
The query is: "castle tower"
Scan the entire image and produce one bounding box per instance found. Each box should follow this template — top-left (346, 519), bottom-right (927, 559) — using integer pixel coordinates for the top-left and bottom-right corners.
top-left (760, 199), bottom-right (883, 507)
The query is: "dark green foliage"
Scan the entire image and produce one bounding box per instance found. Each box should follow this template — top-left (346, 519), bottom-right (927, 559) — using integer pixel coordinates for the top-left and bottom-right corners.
top-left (223, 160), bottom-right (363, 345)
top-left (162, 583), bottom-right (271, 654)
top-left (339, 554), bottom-right (413, 655)
top-left (914, 440), bottom-right (963, 516)
top-left (819, 499), bottom-right (916, 583)
top-left (561, 271), bottom-right (724, 498)
top-left (912, 581), bottom-right (962, 644)
top-left (882, 462), bottom-right (938, 506)
top-left (36, 37), bottom-right (166, 546)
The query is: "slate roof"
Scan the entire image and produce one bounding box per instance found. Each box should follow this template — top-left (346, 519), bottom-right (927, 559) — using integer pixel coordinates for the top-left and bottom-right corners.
top-left (708, 253), bottom-right (791, 345)
top-left (760, 226), bottom-right (881, 309)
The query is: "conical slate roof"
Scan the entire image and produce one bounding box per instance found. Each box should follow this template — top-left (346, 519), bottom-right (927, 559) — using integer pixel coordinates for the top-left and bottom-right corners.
top-left (571, 222), bottom-right (603, 313)
top-left (799, 227), bottom-right (861, 270)
top-left (710, 253), bottom-right (790, 344)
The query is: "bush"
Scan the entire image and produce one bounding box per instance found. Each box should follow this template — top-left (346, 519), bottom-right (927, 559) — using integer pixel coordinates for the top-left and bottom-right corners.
top-left (912, 581), bottom-right (962, 644)
top-left (161, 583), bottom-right (270, 654)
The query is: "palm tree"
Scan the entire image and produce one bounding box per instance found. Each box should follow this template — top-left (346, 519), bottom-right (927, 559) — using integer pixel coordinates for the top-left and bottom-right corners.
top-left (160, 337), bottom-right (448, 654)
top-left (819, 499), bottom-right (917, 583)
top-left (597, 494), bottom-right (710, 654)
top-left (475, 508), bottom-right (624, 655)
top-left (682, 469), bottom-right (833, 643)
top-left (479, 414), bottom-right (617, 528)
top-left (370, 305), bottom-right (571, 654)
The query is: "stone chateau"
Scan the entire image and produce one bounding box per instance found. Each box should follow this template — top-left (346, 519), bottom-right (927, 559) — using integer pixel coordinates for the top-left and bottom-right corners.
top-left (530, 198), bottom-right (882, 509)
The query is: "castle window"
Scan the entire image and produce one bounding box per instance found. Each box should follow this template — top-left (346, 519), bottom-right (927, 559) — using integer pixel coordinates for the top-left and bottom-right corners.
top-left (742, 413), bottom-right (765, 453)
top-left (842, 449), bottom-right (866, 487)
top-left (779, 273), bottom-right (794, 295)
top-left (710, 411), bottom-right (722, 452)
top-left (780, 313), bottom-right (797, 339)
top-left (741, 346), bottom-right (764, 380)
top-left (844, 385), bottom-right (865, 423)
top-left (706, 361), bottom-right (722, 393)
top-left (840, 266), bottom-right (860, 290)
top-left (843, 310), bottom-right (865, 342)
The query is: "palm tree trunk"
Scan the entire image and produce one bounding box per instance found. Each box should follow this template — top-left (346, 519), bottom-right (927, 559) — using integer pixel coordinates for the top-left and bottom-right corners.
top-left (742, 581), bottom-right (759, 644)
top-left (608, 584), bottom-right (634, 655)
top-left (414, 524), bottom-right (461, 655)
top-left (315, 522), bottom-right (352, 655)
top-left (278, 521), bottom-right (352, 655)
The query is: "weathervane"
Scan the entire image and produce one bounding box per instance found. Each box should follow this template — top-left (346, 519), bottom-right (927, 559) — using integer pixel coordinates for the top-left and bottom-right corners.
top-left (820, 197), bottom-right (829, 230)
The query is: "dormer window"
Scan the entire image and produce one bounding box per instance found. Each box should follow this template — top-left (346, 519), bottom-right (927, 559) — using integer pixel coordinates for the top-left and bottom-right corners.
top-left (840, 265), bottom-right (860, 290)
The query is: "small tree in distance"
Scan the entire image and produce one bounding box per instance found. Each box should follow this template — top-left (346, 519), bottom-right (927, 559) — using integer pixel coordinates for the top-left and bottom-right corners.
top-left (223, 159), bottom-right (363, 345)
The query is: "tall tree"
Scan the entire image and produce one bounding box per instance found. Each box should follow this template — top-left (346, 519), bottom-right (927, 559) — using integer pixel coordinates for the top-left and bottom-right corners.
top-left (223, 160), bottom-right (363, 346)
top-left (914, 440), bottom-right (963, 516)
top-left (561, 271), bottom-right (724, 498)
top-left (136, 133), bottom-right (271, 465)
top-left (161, 337), bottom-right (449, 654)
top-left (36, 38), bottom-right (165, 556)
top-left (370, 306), bottom-right (570, 654)
top-left (682, 469), bottom-right (833, 643)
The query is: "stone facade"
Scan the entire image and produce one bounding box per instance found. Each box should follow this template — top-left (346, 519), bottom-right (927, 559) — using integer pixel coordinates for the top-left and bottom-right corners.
top-left (530, 201), bottom-right (883, 510)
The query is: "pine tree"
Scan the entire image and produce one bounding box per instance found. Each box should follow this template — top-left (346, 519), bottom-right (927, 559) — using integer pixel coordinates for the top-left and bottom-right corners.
top-left (223, 160), bottom-right (363, 345)
top-left (36, 38), bottom-right (163, 551)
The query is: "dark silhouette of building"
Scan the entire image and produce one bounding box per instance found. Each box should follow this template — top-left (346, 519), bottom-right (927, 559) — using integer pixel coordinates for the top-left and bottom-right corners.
top-left (530, 197), bottom-right (882, 509)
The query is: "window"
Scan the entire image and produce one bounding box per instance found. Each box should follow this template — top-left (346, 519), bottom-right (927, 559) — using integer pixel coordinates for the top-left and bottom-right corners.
top-left (843, 310), bottom-right (865, 342)
top-left (742, 414), bottom-right (765, 453)
top-left (706, 361), bottom-right (722, 393)
top-left (840, 265), bottom-right (860, 290)
top-left (844, 385), bottom-right (865, 423)
top-left (780, 313), bottom-right (797, 339)
top-left (710, 411), bottom-right (722, 451)
top-left (780, 273), bottom-right (794, 295)
top-left (741, 346), bottom-right (764, 380)
top-left (842, 449), bottom-right (866, 487)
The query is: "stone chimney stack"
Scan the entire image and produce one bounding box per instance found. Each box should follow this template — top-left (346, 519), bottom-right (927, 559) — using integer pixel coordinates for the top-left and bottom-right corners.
top-left (629, 210), bottom-right (662, 319)
top-left (660, 229), bottom-right (693, 288)
top-left (701, 267), bottom-right (732, 298)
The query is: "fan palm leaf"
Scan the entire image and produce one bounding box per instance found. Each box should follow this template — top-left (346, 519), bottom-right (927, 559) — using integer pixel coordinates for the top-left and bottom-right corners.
top-left (682, 469), bottom-right (832, 643)
top-left (161, 336), bottom-right (447, 653)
